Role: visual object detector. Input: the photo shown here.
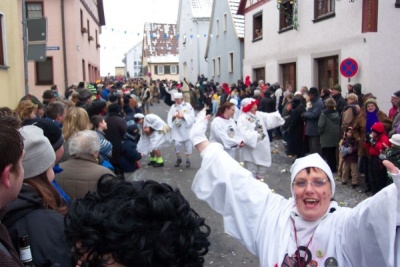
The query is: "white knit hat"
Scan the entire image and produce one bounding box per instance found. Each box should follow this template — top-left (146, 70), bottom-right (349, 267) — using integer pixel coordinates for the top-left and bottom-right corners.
top-left (174, 92), bottom-right (183, 99)
top-left (20, 125), bottom-right (56, 179)
top-left (134, 113), bottom-right (145, 119)
top-left (290, 153), bottom-right (335, 197)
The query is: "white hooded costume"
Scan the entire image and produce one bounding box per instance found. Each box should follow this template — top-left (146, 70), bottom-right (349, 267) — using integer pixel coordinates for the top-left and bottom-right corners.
top-left (191, 142), bottom-right (400, 267)
top-left (237, 98), bottom-right (284, 178)
top-left (210, 115), bottom-right (243, 159)
top-left (167, 92), bottom-right (195, 158)
top-left (137, 114), bottom-right (171, 154)
top-left (167, 92), bottom-right (195, 142)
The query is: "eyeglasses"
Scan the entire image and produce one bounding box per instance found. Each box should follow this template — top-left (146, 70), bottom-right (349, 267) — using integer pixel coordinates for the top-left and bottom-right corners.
top-left (292, 179), bottom-right (328, 188)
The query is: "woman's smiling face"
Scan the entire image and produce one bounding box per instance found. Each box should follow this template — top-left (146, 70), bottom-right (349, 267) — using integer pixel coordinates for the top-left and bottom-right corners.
top-left (292, 167), bottom-right (332, 221)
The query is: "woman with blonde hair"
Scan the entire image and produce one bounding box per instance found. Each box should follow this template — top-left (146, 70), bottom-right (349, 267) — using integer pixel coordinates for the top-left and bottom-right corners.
top-left (61, 107), bottom-right (90, 162)
top-left (14, 99), bottom-right (37, 121)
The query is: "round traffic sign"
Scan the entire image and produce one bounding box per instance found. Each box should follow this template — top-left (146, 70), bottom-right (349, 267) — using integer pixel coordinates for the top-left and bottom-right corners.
top-left (340, 58), bottom-right (358, 78)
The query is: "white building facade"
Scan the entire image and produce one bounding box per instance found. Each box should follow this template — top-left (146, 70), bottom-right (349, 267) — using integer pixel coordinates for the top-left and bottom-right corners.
top-left (177, 0), bottom-right (212, 84)
top-left (123, 41), bottom-right (143, 78)
top-left (238, 0), bottom-right (400, 112)
top-left (206, 0), bottom-right (244, 84)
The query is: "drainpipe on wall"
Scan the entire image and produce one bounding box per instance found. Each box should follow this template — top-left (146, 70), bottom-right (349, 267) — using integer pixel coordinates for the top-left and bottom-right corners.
top-left (61, 0), bottom-right (68, 95)
top-left (22, 0), bottom-right (29, 95)
top-left (195, 19), bottom-right (200, 78)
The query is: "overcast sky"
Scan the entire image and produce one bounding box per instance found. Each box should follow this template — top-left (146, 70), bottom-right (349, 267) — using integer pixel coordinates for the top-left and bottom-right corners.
top-left (100, 0), bottom-right (180, 76)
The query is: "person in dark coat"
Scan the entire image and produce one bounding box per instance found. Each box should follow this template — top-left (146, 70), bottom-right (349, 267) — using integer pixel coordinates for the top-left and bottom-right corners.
top-left (318, 98), bottom-right (341, 173)
top-left (303, 87), bottom-right (324, 155)
top-left (104, 103), bottom-right (127, 174)
top-left (258, 90), bottom-right (277, 142)
top-left (0, 114), bottom-right (25, 267)
top-left (76, 88), bottom-right (107, 118)
top-left (320, 88), bottom-right (331, 107)
top-left (330, 84), bottom-right (346, 115)
top-left (120, 124), bottom-right (142, 181)
top-left (4, 126), bottom-right (71, 267)
top-left (353, 83), bottom-right (364, 105)
top-left (286, 97), bottom-right (306, 158)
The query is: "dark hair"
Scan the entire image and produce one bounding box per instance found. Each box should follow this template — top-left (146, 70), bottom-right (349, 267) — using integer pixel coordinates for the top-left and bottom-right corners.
top-left (321, 88), bottom-right (330, 97)
top-left (216, 102), bottom-right (235, 117)
top-left (0, 108), bottom-right (22, 128)
top-left (25, 172), bottom-right (68, 215)
top-left (45, 102), bottom-right (65, 120)
top-left (0, 114), bottom-right (24, 174)
top-left (65, 175), bottom-right (211, 267)
top-left (90, 115), bottom-right (104, 129)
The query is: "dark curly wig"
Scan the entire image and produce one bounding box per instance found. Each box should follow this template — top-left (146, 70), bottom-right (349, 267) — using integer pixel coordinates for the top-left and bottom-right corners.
top-left (65, 174), bottom-right (211, 267)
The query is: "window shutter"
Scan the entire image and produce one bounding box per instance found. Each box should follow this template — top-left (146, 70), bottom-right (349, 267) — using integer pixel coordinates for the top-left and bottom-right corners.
top-left (177, 65), bottom-right (179, 74)
top-left (165, 65), bottom-right (171, 74)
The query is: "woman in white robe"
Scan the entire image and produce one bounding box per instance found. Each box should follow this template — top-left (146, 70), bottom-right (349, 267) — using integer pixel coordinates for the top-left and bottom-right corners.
top-left (189, 109), bottom-right (400, 267)
top-left (237, 98), bottom-right (284, 179)
top-left (210, 102), bottom-right (244, 159)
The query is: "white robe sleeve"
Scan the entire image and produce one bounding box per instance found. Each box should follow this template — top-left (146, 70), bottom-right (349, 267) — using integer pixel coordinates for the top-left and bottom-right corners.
top-left (237, 114), bottom-right (258, 149)
top-left (336, 171), bottom-right (400, 267)
top-left (167, 105), bottom-right (176, 128)
top-left (259, 111), bottom-right (285, 130)
top-left (182, 103), bottom-right (195, 127)
top-left (191, 142), bottom-right (288, 255)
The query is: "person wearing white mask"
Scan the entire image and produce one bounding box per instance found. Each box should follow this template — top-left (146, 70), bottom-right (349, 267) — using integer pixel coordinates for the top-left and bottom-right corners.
top-left (167, 92), bottom-right (195, 168)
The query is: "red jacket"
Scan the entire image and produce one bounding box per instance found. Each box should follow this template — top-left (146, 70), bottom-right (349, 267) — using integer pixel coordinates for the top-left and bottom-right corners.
top-left (365, 133), bottom-right (390, 156)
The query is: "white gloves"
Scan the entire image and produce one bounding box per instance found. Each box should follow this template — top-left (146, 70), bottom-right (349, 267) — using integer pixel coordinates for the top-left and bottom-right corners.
top-left (339, 146), bottom-right (348, 157)
top-left (190, 109), bottom-right (209, 146)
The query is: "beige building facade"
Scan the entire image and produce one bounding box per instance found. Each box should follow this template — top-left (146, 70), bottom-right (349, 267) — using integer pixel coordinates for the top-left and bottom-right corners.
top-left (23, 0), bottom-right (105, 100)
top-left (0, 0), bottom-right (25, 108)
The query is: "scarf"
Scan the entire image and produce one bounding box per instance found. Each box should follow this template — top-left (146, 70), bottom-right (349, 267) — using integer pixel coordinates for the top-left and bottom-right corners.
top-left (366, 109), bottom-right (379, 133)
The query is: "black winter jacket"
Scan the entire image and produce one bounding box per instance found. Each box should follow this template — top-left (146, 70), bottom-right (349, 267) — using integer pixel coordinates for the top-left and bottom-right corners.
top-left (3, 184), bottom-right (71, 267)
top-left (120, 134), bottom-right (142, 173)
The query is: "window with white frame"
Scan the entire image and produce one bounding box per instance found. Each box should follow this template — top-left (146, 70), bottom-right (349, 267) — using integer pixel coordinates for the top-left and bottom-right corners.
top-left (212, 59), bottom-right (215, 76)
top-left (157, 65), bottom-right (164, 74)
top-left (0, 14), bottom-right (5, 66)
top-left (171, 65), bottom-right (177, 74)
top-left (229, 52), bottom-right (233, 73)
top-left (216, 19), bottom-right (219, 36)
top-left (223, 14), bottom-right (227, 32)
top-left (26, 2), bottom-right (43, 19)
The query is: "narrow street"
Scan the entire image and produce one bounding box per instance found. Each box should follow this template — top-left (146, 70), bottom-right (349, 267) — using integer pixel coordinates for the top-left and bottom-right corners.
top-left (129, 101), bottom-right (369, 266)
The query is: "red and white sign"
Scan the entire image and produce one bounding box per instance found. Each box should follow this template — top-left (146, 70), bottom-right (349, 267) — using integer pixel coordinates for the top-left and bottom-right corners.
top-left (340, 58), bottom-right (359, 78)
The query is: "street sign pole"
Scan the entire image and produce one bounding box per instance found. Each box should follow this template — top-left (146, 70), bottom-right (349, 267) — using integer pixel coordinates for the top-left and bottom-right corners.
top-left (22, 0), bottom-right (29, 95)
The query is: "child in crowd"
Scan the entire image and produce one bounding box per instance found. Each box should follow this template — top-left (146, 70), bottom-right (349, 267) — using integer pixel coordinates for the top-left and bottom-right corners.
top-left (91, 115), bottom-right (113, 161)
top-left (365, 122), bottom-right (391, 194)
top-left (339, 127), bottom-right (359, 188)
top-left (120, 124), bottom-right (142, 181)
